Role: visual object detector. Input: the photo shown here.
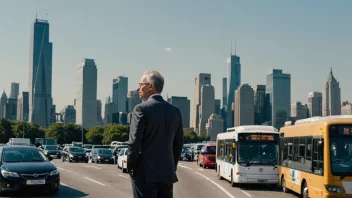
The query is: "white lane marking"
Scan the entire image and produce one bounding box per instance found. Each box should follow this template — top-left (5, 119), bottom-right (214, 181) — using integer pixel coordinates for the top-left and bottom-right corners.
top-left (195, 172), bottom-right (236, 198)
top-left (179, 163), bottom-right (183, 165)
top-left (83, 177), bottom-right (106, 186)
top-left (60, 182), bottom-right (68, 187)
top-left (118, 174), bottom-right (129, 179)
top-left (108, 170), bottom-right (115, 173)
top-left (178, 165), bottom-right (193, 170)
top-left (240, 189), bottom-right (252, 197)
top-left (198, 168), bottom-right (204, 171)
top-left (84, 165), bottom-right (102, 169)
top-left (57, 167), bottom-right (65, 170)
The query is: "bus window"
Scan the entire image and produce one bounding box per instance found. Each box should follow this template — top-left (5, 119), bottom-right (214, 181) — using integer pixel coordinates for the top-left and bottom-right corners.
top-left (313, 139), bottom-right (324, 175)
top-left (224, 140), bottom-right (236, 164)
top-left (217, 140), bottom-right (224, 160)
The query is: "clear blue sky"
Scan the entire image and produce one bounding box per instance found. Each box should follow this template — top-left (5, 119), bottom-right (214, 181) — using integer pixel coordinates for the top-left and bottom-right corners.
top-left (1, 0), bottom-right (352, 115)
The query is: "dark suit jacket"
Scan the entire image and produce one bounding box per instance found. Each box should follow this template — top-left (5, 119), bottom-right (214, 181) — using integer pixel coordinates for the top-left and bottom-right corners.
top-left (127, 95), bottom-right (184, 183)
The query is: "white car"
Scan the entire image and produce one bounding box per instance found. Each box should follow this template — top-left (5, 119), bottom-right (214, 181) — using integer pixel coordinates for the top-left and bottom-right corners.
top-left (117, 148), bottom-right (128, 173)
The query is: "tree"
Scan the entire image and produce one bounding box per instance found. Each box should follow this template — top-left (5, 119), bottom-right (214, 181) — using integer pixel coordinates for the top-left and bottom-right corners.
top-left (46, 123), bottom-right (68, 144)
top-left (86, 126), bottom-right (104, 145)
top-left (0, 118), bottom-right (12, 143)
top-left (184, 130), bottom-right (197, 143)
top-left (197, 134), bottom-right (210, 142)
top-left (102, 124), bottom-right (129, 145)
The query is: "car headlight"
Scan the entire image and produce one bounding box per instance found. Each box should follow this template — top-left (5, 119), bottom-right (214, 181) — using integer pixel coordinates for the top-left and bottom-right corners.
top-left (69, 154), bottom-right (74, 158)
top-left (97, 156), bottom-right (101, 159)
top-left (1, 170), bottom-right (19, 178)
top-left (44, 151), bottom-right (48, 155)
top-left (49, 169), bottom-right (59, 176)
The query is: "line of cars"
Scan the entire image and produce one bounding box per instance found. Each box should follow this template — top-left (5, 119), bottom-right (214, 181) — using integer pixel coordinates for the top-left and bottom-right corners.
top-left (180, 142), bottom-right (217, 169)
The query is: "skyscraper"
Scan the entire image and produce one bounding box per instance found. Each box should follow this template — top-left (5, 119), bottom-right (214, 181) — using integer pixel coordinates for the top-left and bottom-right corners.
top-left (168, 96), bottom-right (190, 128)
top-left (28, 18), bottom-right (53, 127)
top-left (227, 53), bottom-right (241, 128)
top-left (97, 100), bottom-right (103, 125)
top-left (322, 68), bottom-right (341, 116)
top-left (112, 76), bottom-right (128, 112)
top-left (127, 90), bottom-right (141, 112)
top-left (0, 91), bottom-right (7, 119)
top-left (199, 85), bottom-right (215, 135)
top-left (254, 85), bottom-right (266, 125)
top-left (234, 84), bottom-right (254, 126)
top-left (308, 92), bottom-right (322, 117)
top-left (17, 92), bottom-right (29, 121)
top-left (191, 73), bottom-right (211, 133)
top-left (10, 83), bottom-right (19, 99)
top-left (76, 58), bottom-right (98, 128)
top-left (266, 69), bottom-right (291, 129)
top-left (291, 102), bottom-right (308, 119)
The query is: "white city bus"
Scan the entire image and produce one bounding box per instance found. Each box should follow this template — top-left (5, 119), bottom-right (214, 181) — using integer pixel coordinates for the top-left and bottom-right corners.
top-left (216, 125), bottom-right (279, 187)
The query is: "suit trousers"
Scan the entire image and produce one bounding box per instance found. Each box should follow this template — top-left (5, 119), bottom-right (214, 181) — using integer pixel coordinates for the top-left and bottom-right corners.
top-left (130, 168), bottom-right (173, 198)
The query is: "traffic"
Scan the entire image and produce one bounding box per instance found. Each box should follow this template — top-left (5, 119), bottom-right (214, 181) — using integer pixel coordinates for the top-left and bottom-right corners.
top-left (0, 115), bottom-right (352, 197)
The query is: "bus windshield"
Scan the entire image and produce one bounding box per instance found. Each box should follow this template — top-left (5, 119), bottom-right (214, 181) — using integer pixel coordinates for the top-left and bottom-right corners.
top-left (329, 125), bottom-right (352, 176)
top-left (238, 141), bottom-right (278, 166)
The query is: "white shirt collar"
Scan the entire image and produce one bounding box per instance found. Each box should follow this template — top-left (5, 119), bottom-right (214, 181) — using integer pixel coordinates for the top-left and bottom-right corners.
top-left (148, 94), bottom-right (161, 101)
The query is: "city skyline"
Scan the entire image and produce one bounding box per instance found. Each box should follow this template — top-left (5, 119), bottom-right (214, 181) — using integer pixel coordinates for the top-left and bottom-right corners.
top-left (1, 1), bottom-right (352, 116)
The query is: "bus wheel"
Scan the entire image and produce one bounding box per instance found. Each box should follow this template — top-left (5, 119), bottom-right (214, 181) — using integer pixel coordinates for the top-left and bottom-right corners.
top-left (282, 177), bottom-right (289, 193)
top-left (302, 182), bottom-right (308, 198)
top-left (231, 172), bottom-right (238, 187)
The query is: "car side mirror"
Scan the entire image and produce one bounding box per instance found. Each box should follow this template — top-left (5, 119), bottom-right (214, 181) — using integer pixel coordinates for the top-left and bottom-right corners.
top-left (48, 156), bottom-right (53, 161)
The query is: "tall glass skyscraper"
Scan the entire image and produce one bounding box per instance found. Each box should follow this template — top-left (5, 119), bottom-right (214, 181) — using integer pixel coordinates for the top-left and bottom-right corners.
top-left (266, 69), bottom-right (291, 129)
top-left (227, 54), bottom-right (241, 128)
top-left (28, 18), bottom-right (53, 127)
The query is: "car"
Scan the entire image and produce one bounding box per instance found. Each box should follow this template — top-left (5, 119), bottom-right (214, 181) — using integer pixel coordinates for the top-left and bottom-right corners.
top-left (0, 146), bottom-right (60, 195)
top-left (61, 146), bottom-right (88, 163)
top-left (90, 148), bottom-right (115, 164)
top-left (40, 145), bottom-right (62, 159)
top-left (117, 148), bottom-right (128, 173)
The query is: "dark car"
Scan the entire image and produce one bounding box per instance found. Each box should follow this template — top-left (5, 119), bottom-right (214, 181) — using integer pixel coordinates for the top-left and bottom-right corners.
top-left (41, 145), bottom-right (62, 159)
top-left (61, 146), bottom-right (88, 163)
top-left (0, 146), bottom-right (60, 195)
top-left (180, 146), bottom-right (194, 161)
top-left (90, 149), bottom-right (115, 164)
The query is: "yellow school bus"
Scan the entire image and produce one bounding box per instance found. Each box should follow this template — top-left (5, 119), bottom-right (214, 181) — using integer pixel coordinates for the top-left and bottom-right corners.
top-left (279, 115), bottom-right (352, 198)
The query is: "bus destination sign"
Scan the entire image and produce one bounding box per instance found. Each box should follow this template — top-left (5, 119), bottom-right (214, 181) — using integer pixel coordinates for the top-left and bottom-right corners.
top-left (238, 134), bottom-right (279, 141)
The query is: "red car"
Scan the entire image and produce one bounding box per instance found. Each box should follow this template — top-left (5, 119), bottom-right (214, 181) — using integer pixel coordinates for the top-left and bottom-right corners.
top-left (197, 144), bottom-right (216, 168)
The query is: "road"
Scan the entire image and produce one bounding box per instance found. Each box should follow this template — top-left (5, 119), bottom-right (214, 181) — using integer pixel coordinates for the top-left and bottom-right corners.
top-left (0, 159), bottom-right (300, 198)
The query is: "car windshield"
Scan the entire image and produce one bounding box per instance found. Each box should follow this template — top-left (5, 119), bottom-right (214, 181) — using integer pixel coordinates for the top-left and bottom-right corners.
top-left (197, 145), bottom-right (204, 150)
top-left (3, 149), bottom-right (47, 162)
top-left (330, 137), bottom-right (352, 175)
top-left (98, 149), bottom-right (112, 154)
top-left (69, 147), bottom-right (84, 152)
top-left (182, 147), bottom-right (191, 152)
top-left (45, 146), bottom-right (58, 150)
top-left (205, 146), bottom-right (216, 154)
top-left (238, 142), bottom-right (278, 166)
top-left (83, 145), bottom-right (92, 149)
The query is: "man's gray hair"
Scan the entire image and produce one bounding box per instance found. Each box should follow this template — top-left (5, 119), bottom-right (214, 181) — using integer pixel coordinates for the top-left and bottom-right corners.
top-left (143, 71), bottom-right (164, 93)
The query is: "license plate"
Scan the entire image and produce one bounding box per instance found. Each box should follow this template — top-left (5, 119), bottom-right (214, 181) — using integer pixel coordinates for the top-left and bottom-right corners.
top-left (51, 155), bottom-right (57, 158)
top-left (78, 156), bottom-right (82, 158)
top-left (258, 180), bottom-right (268, 182)
top-left (105, 159), bottom-right (109, 162)
top-left (26, 180), bottom-right (45, 185)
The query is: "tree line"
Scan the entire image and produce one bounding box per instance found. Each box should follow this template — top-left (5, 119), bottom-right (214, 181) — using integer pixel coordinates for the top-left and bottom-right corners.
top-left (0, 118), bottom-right (210, 145)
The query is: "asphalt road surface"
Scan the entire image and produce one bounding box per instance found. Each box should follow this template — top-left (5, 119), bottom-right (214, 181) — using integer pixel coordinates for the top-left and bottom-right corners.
top-left (0, 159), bottom-right (301, 198)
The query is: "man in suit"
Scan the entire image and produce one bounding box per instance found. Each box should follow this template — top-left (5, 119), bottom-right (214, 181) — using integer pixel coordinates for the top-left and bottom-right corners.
top-left (127, 71), bottom-right (184, 198)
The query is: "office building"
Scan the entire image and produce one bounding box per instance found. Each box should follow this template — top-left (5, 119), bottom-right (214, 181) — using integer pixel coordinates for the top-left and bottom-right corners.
top-left (234, 84), bottom-right (254, 126)
top-left (76, 58), bottom-right (98, 128)
top-left (322, 68), bottom-right (341, 116)
top-left (308, 92), bottom-right (322, 117)
top-left (168, 96), bottom-right (190, 128)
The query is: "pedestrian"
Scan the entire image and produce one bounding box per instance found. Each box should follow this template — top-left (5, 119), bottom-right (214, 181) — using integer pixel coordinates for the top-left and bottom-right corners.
top-left (127, 71), bottom-right (184, 198)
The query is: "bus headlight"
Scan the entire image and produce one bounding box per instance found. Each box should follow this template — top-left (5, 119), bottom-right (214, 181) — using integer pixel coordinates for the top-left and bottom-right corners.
top-left (325, 185), bottom-right (344, 193)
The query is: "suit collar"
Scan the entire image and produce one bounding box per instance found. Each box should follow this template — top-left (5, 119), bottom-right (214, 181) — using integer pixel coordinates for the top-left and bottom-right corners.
top-left (148, 94), bottom-right (163, 101)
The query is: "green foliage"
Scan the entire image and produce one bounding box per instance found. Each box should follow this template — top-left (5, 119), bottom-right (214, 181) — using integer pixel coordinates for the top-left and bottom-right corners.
top-left (86, 126), bottom-right (104, 145)
top-left (102, 124), bottom-right (129, 145)
top-left (183, 129), bottom-right (210, 144)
